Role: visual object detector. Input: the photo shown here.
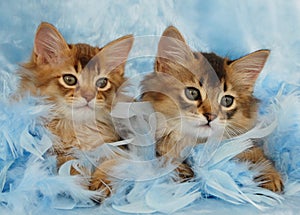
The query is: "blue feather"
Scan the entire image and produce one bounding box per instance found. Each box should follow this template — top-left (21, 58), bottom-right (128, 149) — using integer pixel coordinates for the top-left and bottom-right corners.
top-left (145, 182), bottom-right (201, 214)
top-left (0, 161), bottom-right (13, 192)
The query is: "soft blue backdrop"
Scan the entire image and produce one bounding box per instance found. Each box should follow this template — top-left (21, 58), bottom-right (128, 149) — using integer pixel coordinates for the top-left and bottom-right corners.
top-left (0, 1), bottom-right (300, 214)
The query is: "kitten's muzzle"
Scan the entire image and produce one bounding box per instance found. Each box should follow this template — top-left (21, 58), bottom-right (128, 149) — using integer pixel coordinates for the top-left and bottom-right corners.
top-left (203, 113), bottom-right (217, 124)
top-left (81, 91), bottom-right (96, 102)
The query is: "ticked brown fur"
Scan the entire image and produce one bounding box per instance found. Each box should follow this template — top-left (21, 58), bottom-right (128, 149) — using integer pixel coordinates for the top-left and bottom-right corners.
top-left (19, 22), bottom-right (134, 199)
top-left (141, 26), bottom-right (283, 192)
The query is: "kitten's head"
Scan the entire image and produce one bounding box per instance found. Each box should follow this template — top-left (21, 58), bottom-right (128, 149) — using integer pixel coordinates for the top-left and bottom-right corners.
top-left (20, 22), bottom-right (134, 122)
top-left (142, 26), bottom-right (269, 141)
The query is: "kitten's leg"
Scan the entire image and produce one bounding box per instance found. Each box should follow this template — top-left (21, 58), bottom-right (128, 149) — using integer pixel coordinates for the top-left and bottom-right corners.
top-left (56, 154), bottom-right (91, 191)
top-left (90, 159), bottom-right (117, 202)
top-left (57, 154), bottom-right (74, 167)
top-left (157, 139), bottom-right (194, 182)
top-left (175, 162), bottom-right (194, 182)
top-left (236, 146), bottom-right (283, 192)
top-left (56, 154), bottom-right (83, 175)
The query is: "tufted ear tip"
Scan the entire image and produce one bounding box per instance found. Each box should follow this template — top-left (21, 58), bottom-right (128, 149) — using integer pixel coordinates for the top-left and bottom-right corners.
top-left (161, 26), bottom-right (186, 43)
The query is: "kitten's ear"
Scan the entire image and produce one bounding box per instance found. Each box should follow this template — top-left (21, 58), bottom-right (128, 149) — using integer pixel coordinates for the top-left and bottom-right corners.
top-left (229, 49), bottom-right (270, 90)
top-left (97, 35), bottom-right (134, 75)
top-left (33, 22), bottom-right (70, 65)
top-left (156, 26), bottom-right (194, 72)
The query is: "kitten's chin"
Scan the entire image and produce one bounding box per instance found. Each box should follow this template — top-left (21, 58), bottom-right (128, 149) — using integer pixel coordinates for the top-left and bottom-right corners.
top-left (180, 118), bottom-right (226, 140)
top-left (70, 106), bottom-right (96, 122)
top-left (180, 119), bottom-right (210, 138)
top-left (183, 124), bottom-right (212, 139)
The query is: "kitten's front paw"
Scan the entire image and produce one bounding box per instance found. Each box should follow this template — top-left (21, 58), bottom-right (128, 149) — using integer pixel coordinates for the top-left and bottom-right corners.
top-left (176, 163), bottom-right (194, 182)
top-left (255, 171), bottom-right (283, 192)
top-left (89, 169), bottom-right (111, 203)
top-left (89, 159), bottom-right (119, 203)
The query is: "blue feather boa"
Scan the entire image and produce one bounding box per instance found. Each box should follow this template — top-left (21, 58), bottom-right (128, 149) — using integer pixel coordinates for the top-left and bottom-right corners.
top-left (0, 90), bottom-right (299, 214)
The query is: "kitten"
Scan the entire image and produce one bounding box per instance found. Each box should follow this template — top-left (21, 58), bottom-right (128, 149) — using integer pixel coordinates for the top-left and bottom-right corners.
top-left (141, 26), bottom-right (283, 192)
top-left (19, 22), bottom-right (134, 196)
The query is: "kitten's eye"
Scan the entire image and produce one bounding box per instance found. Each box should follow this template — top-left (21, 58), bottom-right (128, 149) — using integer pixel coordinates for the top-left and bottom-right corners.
top-left (220, 95), bottom-right (234, 107)
top-left (63, 74), bottom-right (77, 86)
top-left (96, 77), bottom-right (108, 88)
top-left (185, 87), bottom-right (201, 101)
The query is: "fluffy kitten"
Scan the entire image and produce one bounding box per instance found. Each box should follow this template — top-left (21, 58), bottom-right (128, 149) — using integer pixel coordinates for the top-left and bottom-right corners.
top-left (141, 26), bottom-right (283, 192)
top-left (19, 22), bottom-right (134, 195)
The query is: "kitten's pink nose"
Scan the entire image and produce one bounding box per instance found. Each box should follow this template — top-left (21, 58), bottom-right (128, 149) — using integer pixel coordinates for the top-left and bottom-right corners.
top-left (81, 91), bottom-right (95, 102)
top-left (203, 113), bottom-right (217, 123)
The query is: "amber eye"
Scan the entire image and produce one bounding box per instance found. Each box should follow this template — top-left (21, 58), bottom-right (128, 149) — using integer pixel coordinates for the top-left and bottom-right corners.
top-left (96, 77), bottom-right (108, 88)
top-left (63, 74), bottom-right (77, 86)
top-left (185, 87), bottom-right (201, 101)
top-left (220, 95), bottom-right (234, 107)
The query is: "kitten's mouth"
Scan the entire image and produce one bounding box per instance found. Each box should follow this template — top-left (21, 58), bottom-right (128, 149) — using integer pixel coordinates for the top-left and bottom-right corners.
top-left (199, 124), bottom-right (212, 130)
top-left (73, 104), bottom-right (94, 111)
top-left (198, 123), bottom-right (215, 133)
top-left (196, 122), bottom-right (211, 128)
